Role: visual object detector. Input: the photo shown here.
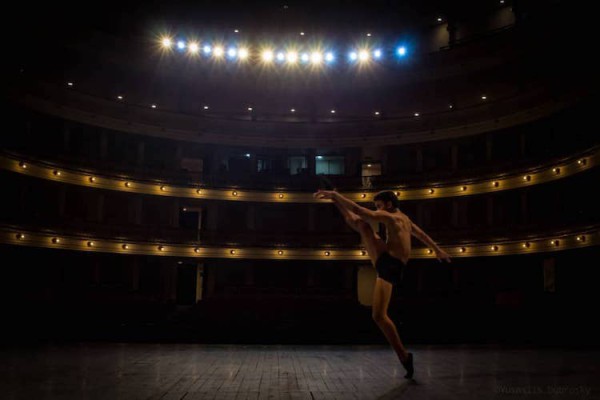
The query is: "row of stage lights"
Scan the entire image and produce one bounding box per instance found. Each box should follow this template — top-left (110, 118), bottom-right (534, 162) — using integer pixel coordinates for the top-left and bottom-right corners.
top-left (12, 232), bottom-right (589, 257)
top-left (159, 37), bottom-right (407, 66)
top-left (16, 158), bottom-right (589, 199)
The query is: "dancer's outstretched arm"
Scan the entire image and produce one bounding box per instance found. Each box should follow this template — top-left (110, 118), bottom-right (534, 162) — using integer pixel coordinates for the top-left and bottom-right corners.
top-left (411, 221), bottom-right (451, 262)
top-left (313, 189), bottom-right (391, 224)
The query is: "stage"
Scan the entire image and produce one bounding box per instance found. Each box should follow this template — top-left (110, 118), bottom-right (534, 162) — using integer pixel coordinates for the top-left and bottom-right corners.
top-left (1, 343), bottom-right (597, 399)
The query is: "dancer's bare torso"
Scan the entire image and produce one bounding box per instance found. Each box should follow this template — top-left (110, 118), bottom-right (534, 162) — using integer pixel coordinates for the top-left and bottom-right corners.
top-left (379, 210), bottom-right (412, 264)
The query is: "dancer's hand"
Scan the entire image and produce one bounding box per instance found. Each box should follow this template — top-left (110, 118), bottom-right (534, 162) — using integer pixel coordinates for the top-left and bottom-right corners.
top-left (313, 189), bottom-right (336, 200)
top-left (436, 249), bottom-right (451, 263)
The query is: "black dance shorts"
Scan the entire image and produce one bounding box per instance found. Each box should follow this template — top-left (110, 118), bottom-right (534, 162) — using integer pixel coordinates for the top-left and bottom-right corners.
top-left (375, 252), bottom-right (405, 285)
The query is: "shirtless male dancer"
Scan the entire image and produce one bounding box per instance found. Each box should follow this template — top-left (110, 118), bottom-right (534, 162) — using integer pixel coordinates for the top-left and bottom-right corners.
top-left (313, 189), bottom-right (451, 379)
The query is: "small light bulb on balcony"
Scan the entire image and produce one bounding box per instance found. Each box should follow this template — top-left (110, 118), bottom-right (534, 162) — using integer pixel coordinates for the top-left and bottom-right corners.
top-left (89, 176), bottom-right (96, 183)
top-left (52, 237), bottom-right (60, 244)
top-left (194, 247), bottom-right (201, 253)
top-left (232, 191), bottom-right (238, 196)
top-left (16, 233), bottom-right (25, 240)
top-left (87, 241), bottom-right (94, 247)
top-left (122, 244), bottom-right (129, 250)
top-left (53, 170), bottom-right (61, 176)
top-left (278, 250), bottom-right (284, 255)
top-left (158, 245), bottom-right (164, 251)
top-left (230, 249), bottom-right (236, 255)
top-left (19, 161), bottom-right (27, 168)
top-left (491, 245), bottom-right (498, 251)
top-left (324, 251), bottom-right (331, 256)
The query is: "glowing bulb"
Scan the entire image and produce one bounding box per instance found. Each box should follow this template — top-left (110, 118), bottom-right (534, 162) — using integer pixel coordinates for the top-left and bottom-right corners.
top-left (290, 108), bottom-right (295, 113)
top-left (491, 245), bottom-right (498, 251)
top-left (361, 250), bottom-right (367, 256)
top-left (553, 167), bottom-right (560, 175)
top-left (522, 242), bottom-right (530, 248)
top-left (493, 181), bottom-right (499, 187)
top-left (481, 95), bottom-right (487, 100)
top-left (374, 111), bottom-right (380, 116)
top-left (330, 109), bottom-right (336, 114)
top-left (227, 48), bottom-right (237, 58)
top-left (213, 46), bottom-right (224, 57)
top-left (203, 105), bottom-right (209, 110)
top-left (300, 32), bottom-right (305, 36)
top-left (122, 244), bottom-right (129, 250)
top-left (437, 17), bottom-right (443, 22)
top-left (158, 245), bottom-right (164, 251)
top-left (262, 50), bottom-right (274, 62)
top-left (278, 194), bottom-right (284, 199)
top-left (160, 185), bottom-right (166, 191)
top-left (276, 52), bottom-right (285, 61)
top-left (232, 191), bottom-right (238, 196)
top-left (429, 188), bottom-right (435, 194)
top-left (427, 249), bottom-right (433, 254)
top-left (89, 176), bottom-right (96, 183)
top-left (310, 52), bottom-right (322, 64)
top-left (459, 247), bottom-right (466, 253)
top-left (52, 237), bottom-right (60, 244)
top-left (577, 235), bottom-right (586, 242)
top-left (151, 104), bottom-right (157, 109)
top-left (414, 113), bottom-right (420, 117)
top-left (397, 47), bottom-right (406, 56)
top-left (230, 249), bottom-right (236, 255)
top-left (358, 50), bottom-right (369, 61)
top-left (87, 241), bottom-right (94, 247)
top-left (461, 186), bottom-right (467, 191)
top-left (324, 251), bottom-right (330, 256)
top-left (203, 45), bottom-right (212, 54)
top-left (188, 42), bottom-right (199, 53)
top-left (238, 48), bottom-right (248, 59)
top-left (278, 250), bottom-right (284, 255)
top-left (19, 161), bottom-right (27, 168)
top-left (125, 181), bottom-right (131, 187)
top-left (300, 53), bottom-right (309, 63)
top-left (247, 107), bottom-right (253, 111)
top-left (373, 49), bottom-right (382, 59)
top-left (361, 193), bottom-right (366, 198)
top-left (523, 175), bottom-right (531, 181)
top-left (53, 170), bottom-right (61, 176)
top-left (177, 41), bottom-right (186, 50)
top-left (394, 191), bottom-right (400, 196)
top-left (117, 95), bottom-right (123, 100)
top-left (194, 247), bottom-right (201, 253)
top-left (16, 233), bottom-right (24, 240)
top-left (349, 51), bottom-right (358, 61)
top-left (287, 51), bottom-right (298, 63)
top-left (325, 52), bottom-right (334, 62)
top-left (196, 189), bottom-right (202, 195)
top-left (67, 82), bottom-right (73, 87)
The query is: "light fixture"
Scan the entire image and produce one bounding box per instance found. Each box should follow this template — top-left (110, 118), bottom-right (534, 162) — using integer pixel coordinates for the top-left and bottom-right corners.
top-left (158, 245), bottom-right (165, 251)
top-left (188, 42), bottom-right (199, 54)
top-left (426, 249), bottom-right (433, 254)
top-left (437, 17), bottom-right (443, 22)
top-left (151, 104), bottom-right (157, 109)
top-left (160, 185), bottom-right (166, 191)
top-left (177, 41), bottom-right (186, 50)
top-left (330, 109), bottom-right (336, 114)
top-left (262, 50), bottom-right (274, 62)
top-left (213, 46), bottom-right (224, 57)
top-left (203, 45), bottom-right (212, 54)
top-left (232, 190), bottom-right (238, 196)
top-left (52, 237), bottom-right (60, 244)
top-left (394, 191), bottom-right (400, 196)
top-left (481, 95), bottom-right (487, 100)
top-left (247, 107), bottom-right (253, 111)
top-left (16, 233), bottom-right (25, 240)
top-left (67, 82), bottom-right (73, 87)
top-left (276, 52), bottom-right (286, 62)
top-left (578, 159), bottom-right (587, 166)
top-left (361, 193), bottom-right (366, 198)
top-left (238, 48), bottom-right (249, 59)
top-left (553, 167), bottom-right (561, 175)
top-left (397, 46), bottom-right (406, 56)
top-left (493, 181), bottom-right (499, 187)
top-left (230, 249), bottom-right (236, 255)
top-left (278, 194), bottom-right (284, 199)
top-left (89, 176), bottom-right (96, 183)
top-left (122, 244), bottom-right (129, 250)
top-left (361, 250), bottom-right (367, 256)
top-left (325, 52), bottom-right (334, 62)
top-left (87, 241), bottom-right (94, 247)
top-left (196, 189), bottom-right (202, 195)
top-left (551, 240), bottom-right (560, 246)
top-left (277, 250), bottom-right (284, 255)
top-left (324, 251), bottom-right (331, 256)
top-left (300, 53), bottom-right (309, 63)
top-left (414, 112), bottom-right (420, 117)
top-left (316, 155), bottom-right (323, 159)
top-left (367, 33), bottom-right (372, 37)
top-left (523, 175), bottom-right (531, 181)
top-left (117, 95), bottom-right (123, 100)
top-left (300, 32), bottom-right (305, 36)
top-left (429, 188), bottom-right (435, 194)
top-left (161, 38), bottom-right (172, 48)
top-left (449, 104), bottom-right (454, 109)
top-left (577, 235), bottom-right (586, 242)
top-left (290, 108), bottom-right (296, 113)
top-left (491, 245), bottom-right (499, 251)
top-left (234, 29), bottom-right (239, 33)
top-left (310, 52), bottom-right (322, 64)
top-left (19, 161), bottom-right (27, 168)
top-left (125, 181), bottom-right (131, 188)
top-left (522, 242), bottom-right (530, 248)
top-left (182, 207), bottom-right (187, 212)
top-left (286, 51), bottom-right (298, 63)
top-left (461, 186), bottom-right (467, 191)
top-left (203, 105), bottom-right (209, 110)
top-left (194, 247), bottom-right (201, 253)
top-left (367, 164), bottom-right (372, 168)
top-left (245, 153), bottom-right (251, 157)
top-left (349, 51), bottom-right (358, 61)
top-left (459, 247), bottom-right (466, 253)
top-left (374, 111), bottom-right (380, 116)
top-left (53, 170), bottom-right (61, 176)
top-left (358, 50), bottom-right (369, 61)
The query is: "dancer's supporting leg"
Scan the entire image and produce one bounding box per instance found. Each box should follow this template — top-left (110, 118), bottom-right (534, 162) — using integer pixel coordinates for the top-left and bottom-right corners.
top-left (332, 198), bottom-right (412, 373)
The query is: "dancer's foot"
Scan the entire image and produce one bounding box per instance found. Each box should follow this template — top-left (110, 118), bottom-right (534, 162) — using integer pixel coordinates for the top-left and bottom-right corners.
top-left (401, 352), bottom-right (414, 379)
